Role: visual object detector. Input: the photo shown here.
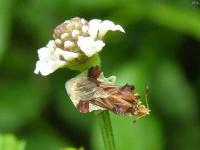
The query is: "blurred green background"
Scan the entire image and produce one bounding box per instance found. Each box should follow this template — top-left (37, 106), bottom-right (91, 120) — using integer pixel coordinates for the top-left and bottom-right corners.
top-left (0, 0), bottom-right (200, 150)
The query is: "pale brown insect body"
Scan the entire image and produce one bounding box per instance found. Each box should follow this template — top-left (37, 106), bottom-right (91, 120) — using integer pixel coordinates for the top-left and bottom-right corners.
top-left (66, 66), bottom-right (150, 117)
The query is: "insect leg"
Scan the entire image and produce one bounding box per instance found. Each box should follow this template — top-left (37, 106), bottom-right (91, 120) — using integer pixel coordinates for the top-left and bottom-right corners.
top-left (76, 100), bottom-right (89, 113)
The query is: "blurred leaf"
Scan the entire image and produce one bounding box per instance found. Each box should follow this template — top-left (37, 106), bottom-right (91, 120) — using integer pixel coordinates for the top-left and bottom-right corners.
top-left (63, 148), bottom-right (76, 150)
top-left (146, 3), bottom-right (200, 40)
top-left (0, 0), bottom-right (13, 60)
top-left (0, 79), bottom-right (48, 131)
top-left (18, 0), bottom-right (57, 42)
top-left (115, 1), bottom-right (200, 40)
top-left (0, 134), bottom-right (26, 150)
top-left (0, 1), bottom-right (200, 150)
top-left (24, 122), bottom-right (70, 150)
top-left (169, 124), bottom-right (200, 150)
top-left (153, 61), bottom-right (198, 123)
top-left (67, 0), bottom-right (117, 9)
top-left (63, 147), bottom-right (84, 150)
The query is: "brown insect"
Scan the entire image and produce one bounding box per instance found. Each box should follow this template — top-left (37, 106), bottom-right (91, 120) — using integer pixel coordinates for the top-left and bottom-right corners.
top-left (66, 66), bottom-right (150, 118)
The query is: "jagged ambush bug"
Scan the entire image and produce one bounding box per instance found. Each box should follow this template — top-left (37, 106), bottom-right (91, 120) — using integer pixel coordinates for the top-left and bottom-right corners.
top-left (66, 66), bottom-right (150, 119)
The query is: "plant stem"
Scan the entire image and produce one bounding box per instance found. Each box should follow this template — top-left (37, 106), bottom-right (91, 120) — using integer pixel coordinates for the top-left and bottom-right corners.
top-left (97, 111), bottom-right (116, 150)
top-left (78, 55), bottom-right (116, 150)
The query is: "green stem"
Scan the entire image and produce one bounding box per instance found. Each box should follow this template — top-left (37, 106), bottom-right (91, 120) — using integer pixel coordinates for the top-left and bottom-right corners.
top-left (75, 54), bottom-right (116, 150)
top-left (97, 111), bottom-right (116, 150)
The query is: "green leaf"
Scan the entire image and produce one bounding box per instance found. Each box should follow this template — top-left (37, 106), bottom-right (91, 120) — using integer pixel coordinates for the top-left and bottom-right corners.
top-left (62, 147), bottom-right (84, 150)
top-left (0, 79), bottom-right (48, 131)
top-left (0, 0), bottom-right (13, 60)
top-left (24, 122), bottom-right (70, 150)
top-left (0, 134), bottom-right (26, 150)
top-left (115, 1), bottom-right (200, 40)
top-left (63, 148), bottom-right (77, 150)
top-left (153, 61), bottom-right (198, 123)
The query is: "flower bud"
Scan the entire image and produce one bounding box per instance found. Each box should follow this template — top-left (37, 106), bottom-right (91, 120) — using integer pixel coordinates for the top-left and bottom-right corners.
top-left (53, 17), bottom-right (89, 52)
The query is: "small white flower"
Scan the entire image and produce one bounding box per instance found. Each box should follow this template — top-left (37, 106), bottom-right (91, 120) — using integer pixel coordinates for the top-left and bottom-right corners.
top-left (77, 36), bottom-right (105, 57)
top-left (97, 20), bottom-right (125, 38)
top-left (88, 19), bottom-right (102, 39)
top-left (77, 19), bottom-right (125, 57)
top-left (34, 59), bottom-right (65, 76)
top-left (34, 40), bottom-right (78, 76)
top-left (34, 17), bottom-right (125, 76)
top-left (88, 19), bottom-right (125, 39)
top-left (56, 48), bottom-right (79, 61)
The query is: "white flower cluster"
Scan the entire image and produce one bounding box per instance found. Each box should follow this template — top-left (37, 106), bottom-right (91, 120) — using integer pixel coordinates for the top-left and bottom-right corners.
top-left (34, 40), bottom-right (79, 76)
top-left (34, 17), bottom-right (125, 76)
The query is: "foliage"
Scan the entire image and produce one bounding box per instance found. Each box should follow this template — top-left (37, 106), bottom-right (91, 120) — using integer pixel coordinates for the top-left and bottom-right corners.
top-left (0, 0), bottom-right (200, 150)
top-left (0, 134), bottom-right (25, 150)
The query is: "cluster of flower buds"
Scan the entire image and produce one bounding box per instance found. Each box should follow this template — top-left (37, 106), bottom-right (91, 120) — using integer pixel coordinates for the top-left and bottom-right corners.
top-left (34, 17), bottom-right (124, 76)
top-left (53, 17), bottom-right (89, 52)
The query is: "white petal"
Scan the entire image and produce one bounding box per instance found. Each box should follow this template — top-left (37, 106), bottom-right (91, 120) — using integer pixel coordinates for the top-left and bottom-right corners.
top-left (34, 62), bottom-right (40, 74)
top-left (35, 40), bottom-right (66, 76)
top-left (34, 59), bottom-right (65, 76)
top-left (38, 40), bottom-right (56, 60)
top-left (56, 48), bottom-right (79, 61)
top-left (98, 20), bottom-right (125, 38)
top-left (77, 36), bottom-right (105, 57)
top-left (37, 47), bottom-right (51, 60)
top-left (46, 40), bottom-right (56, 50)
top-left (62, 51), bottom-right (79, 61)
top-left (88, 19), bottom-right (102, 39)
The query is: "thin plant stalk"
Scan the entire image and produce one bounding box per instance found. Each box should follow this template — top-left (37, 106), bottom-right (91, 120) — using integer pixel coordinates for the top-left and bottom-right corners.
top-left (97, 111), bottom-right (116, 150)
top-left (81, 56), bottom-right (116, 150)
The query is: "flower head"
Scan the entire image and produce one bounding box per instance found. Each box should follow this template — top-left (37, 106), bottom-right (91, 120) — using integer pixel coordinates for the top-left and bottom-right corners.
top-left (34, 17), bottom-right (124, 76)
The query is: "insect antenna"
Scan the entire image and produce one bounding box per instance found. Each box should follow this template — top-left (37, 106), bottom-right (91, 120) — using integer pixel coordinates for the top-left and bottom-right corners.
top-left (132, 86), bottom-right (150, 124)
top-left (132, 116), bottom-right (137, 124)
top-left (145, 85), bottom-right (150, 110)
top-left (132, 115), bottom-right (146, 124)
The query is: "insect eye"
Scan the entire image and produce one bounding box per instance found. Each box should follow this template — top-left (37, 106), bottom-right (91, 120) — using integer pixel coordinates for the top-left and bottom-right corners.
top-left (121, 84), bottom-right (134, 92)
